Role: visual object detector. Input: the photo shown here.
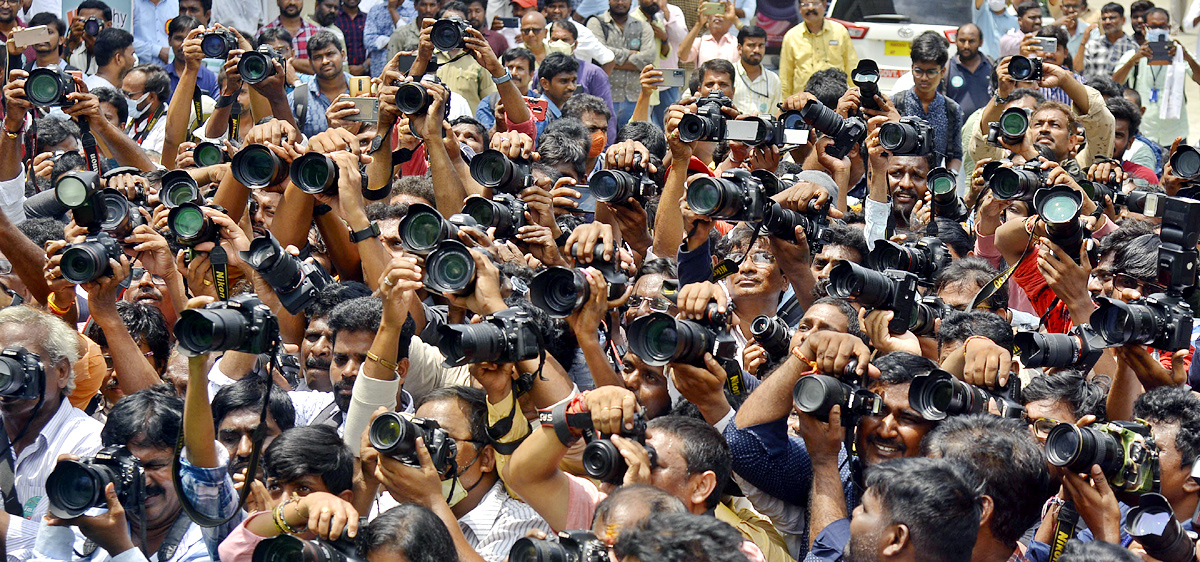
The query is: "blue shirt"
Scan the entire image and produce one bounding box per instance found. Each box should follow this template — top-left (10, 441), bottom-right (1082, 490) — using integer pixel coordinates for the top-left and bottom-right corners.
top-left (164, 63), bottom-right (221, 103)
top-left (535, 94), bottom-right (562, 137)
top-left (974, 4), bottom-right (1018, 61)
top-left (475, 88), bottom-right (538, 131)
top-left (898, 88), bottom-right (963, 165)
top-left (288, 73), bottom-right (353, 138)
top-left (131, 0), bottom-right (177, 68)
top-left (1024, 501), bottom-right (1138, 562)
top-left (364, 2), bottom-right (415, 78)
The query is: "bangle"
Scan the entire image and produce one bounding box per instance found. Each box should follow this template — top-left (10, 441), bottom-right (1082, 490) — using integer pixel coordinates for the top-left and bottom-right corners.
top-left (366, 350), bottom-right (399, 372)
top-left (962, 335), bottom-right (992, 356)
top-left (1024, 215), bottom-right (1040, 236)
top-left (46, 292), bottom-right (73, 315)
top-left (273, 497), bottom-right (302, 535)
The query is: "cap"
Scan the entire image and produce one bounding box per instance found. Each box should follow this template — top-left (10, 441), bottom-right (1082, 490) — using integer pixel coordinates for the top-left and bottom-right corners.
top-left (795, 169), bottom-right (840, 202)
top-left (511, 0), bottom-right (537, 8)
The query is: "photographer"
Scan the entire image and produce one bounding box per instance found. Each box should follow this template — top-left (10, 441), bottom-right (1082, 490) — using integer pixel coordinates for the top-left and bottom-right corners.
top-left (863, 112), bottom-right (935, 241)
top-left (122, 64), bottom-right (171, 154)
top-left (66, 0), bottom-right (113, 75)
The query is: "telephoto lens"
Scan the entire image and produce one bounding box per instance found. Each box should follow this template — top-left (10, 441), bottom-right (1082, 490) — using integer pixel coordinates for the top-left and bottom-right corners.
top-left (1091, 295), bottom-right (1193, 352)
top-left (1008, 55), bottom-right (1043, 81)
top-left (46, 445), bottom-right (143, 519)
top-left (1015, 324), bottom-right (1108, 372)
top-left (395, 82), bottom-right (434, 115)
top-left (879, 117), bottom-right (933, 156)
top-left (469, 149), bottom-right (533, 194)
top-left (1169, 144), bottom-right (1200, 180)
top-left (25, 67), bottom-right (76, 107)
top-left (368, 412), bottom-right (458, 471)
top-left (232, 144), bottom-right (289, 188)
top-left (436, 307), bottom-right (540, 367)
top-left (160, 170), bottom-right (203, 208)
top-left (867, 237), bottom-right (951, 280)
top-left (928, 168), bottom-right (968, 221)
top-left (799, 99), bottom-right (868, 159)
top-left (509, 531), bottom-right (610, 562)
top-left (529, 266), bottom-right (589, 318)
top-left (989, 162), bottom-right (1045, 201)
top-left (627, 312), bottom-right (728, 367)
top-left (686, 169), bottom-right (766, 222)
top-left (1044, 421), bottom-right (1161, 493)
top-left (1033, 185), bottom-right (1085, 263)
top-left (793, 375), bottom-right (882, 423)
top-left (55, 170), bottom-right (105, 228)
top-left (1124, 493), bottom-right (1197, 562)
top-left (200, 29), bottom-right (237, 59)
top-left (241, 232), bottom-right (334, 315)
top-left (908, 369), bottom-right (989, 421)
top-left (61, 233), bottom-right (123, 284)
top-left (430, 17), bottom-right (469, 51)
top-left (97, 189), bottom-right (145, 239)
top-left (167, 203), bottom-right (219, 247)
top-left (252, 531), bottom-right (369, 562)
top-left (82, 16), bottom-right (101, 36)
top-left (290, 153), bottom-right (339, 195)
top-left (175, 294), bottom-right (280, 355)
top-left (193, 141), bottom-right (229, 167)
top-left (826, 261), bottom-right (897, 308)
top-left (238, 46), bottom-right (282, 84)
top-left (750, 315), bottom-right (792, 362)
top-left (461, 194), bottom-right (526, 239)
top-left (424, 240), bottom-right (476, 295)
top-left (998, 107), bottom-right (1031, 144)
top-left (0, 347), bottom-right (45, 400)
top-left (397, 203), bottom-right (457, 255)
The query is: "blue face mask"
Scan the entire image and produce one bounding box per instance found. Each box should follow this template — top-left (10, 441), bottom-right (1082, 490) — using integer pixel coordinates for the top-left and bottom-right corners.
top-left (127, 92), bottom-right (150, 121)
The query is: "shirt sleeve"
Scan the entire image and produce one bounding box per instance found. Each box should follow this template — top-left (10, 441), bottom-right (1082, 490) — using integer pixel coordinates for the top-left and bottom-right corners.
top-left (723, 417), bottom-right (813, 508)
top-left (780, 32), bottom-right (795, 98)
top-left (180, 441), bottom-right (242, 560)
top-left (863, 196), bottom-right (890, 250)
top-left (1073, 85), bottom-right (1114, 160)
top-left (217, 512), bottom-right (274, 562)
top-left (677, 238), bottom-right (713, 286)
top-left (803, 517), bottom-right (850, 562)
top-left (0, 168), bottom-right (27, 225)
top-left (564, 473), bottom-right (604, 531)
top-left (576, 24), bottom-right (615, 66)
top-left (627, 21), bottom-right (658, 68)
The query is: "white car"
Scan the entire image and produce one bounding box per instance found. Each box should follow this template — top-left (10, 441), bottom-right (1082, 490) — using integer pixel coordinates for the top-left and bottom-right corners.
top-left (825, 0), bottom-right (965, 90)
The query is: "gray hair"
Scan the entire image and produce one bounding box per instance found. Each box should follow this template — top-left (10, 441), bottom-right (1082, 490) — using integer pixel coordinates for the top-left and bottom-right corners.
top-left (0, 305), bottom-right (80, 394)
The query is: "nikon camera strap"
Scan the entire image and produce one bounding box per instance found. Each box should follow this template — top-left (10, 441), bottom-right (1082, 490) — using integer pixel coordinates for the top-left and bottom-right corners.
top-left (190, 87), bottom-right (203, 143)
top-left (78, 120), bottom-right (102, 174)
top-left (209, 246), bottom-right (230, 300)
top-left (1046, 500), bottom-right (1078, 562)
top-left (0, 429), bottom-right (23, 516)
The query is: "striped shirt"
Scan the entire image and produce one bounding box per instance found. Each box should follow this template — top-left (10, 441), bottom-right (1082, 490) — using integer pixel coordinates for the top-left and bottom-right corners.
top-left (733, 62), bottom-right (782, 116)
top-left (457, 481), bottom-right (553, 562)
top-left (6, 400), bottom-right (103, 561)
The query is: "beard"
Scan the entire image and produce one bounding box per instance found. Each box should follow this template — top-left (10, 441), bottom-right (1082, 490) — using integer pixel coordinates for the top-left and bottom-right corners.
top-left (282, 4), bottom-right (301, 17)
top-left (314, 11), bottom-right (336, 25)
top-left (810, 277), bottom-right (832, 300)
top-left (333, 375), bottom-right (354, 414)
top-left (843, 526), bottom-right (882, 562)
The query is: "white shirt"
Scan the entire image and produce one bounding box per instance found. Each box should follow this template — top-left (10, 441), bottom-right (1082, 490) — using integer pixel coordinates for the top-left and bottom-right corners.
top-left (83, 73), bottom-right (119, 94)
top-left (571, 20), bottom-right (615, 67)
top-left (131, 0), bottom-right (177, 68)
top-left (19, 0), bottom-right (60, 24)
top-left (0, 168), bottom-right (27, 225)
top-left (5, 400), bottom-right (104, 560)
top-left (31, 515), bottom-right (208, 562)
top-left (69, 44), bottom-right (99, 76)
top-left (210, 0), bottom-right (265, 34)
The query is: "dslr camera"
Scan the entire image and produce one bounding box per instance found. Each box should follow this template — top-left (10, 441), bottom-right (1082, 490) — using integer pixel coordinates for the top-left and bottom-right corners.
top-left (569, 410), bottom-right (657, 484)
top-left (81, 16), bottom-right (102, 36)
top-left (1124, 493), bottom-right (1198, 562)
top-left (160, 170), bottom-right (204, 208)
top-left (397, 203), bottom-right (476, 255)
top-left (749, 315), bottom-right (792, 365)
top-left (431, 17), bottom-right (470, 51)
top-left (231, 143), bottom-right (289, 188)
top-left (0, 347), bottom-right (45, 400)
top-left (241, 232), bottom-right (334, 315)
top-left (461, 194), bottom-right (527, 239)
top-left (627, 305), bottom-right (738, 368)
top-left (395, 76), bottom-right (450, 117)
top-left (423, 240), bottom-right (477, 296)
top-left (60, 232), bottom-right (124, 284)
top-left (437, 307), bottom-right (541, 367)
top-left (530, 243), bottom-right (629, 318)
top-left (678, 91), bottom-right (735, 143)
top-left (793, 368), bottom-right (882, 425)
top-left (867, 237), bottom-right (951, 283)
top-left (799, 99), bottom-right (868, 159)
top-left (852, 59), bottom-right (882, 111)
top-left (252, 525), bottom-right (369, 562)
top-left (1045, 419), bottom-right (1158, 493)
top-left (1015, 323), bottom-right (1109, 373)
top-left (175, 294), bottom-right (280, 355)
top-left (25, 67), bottom-right (76, 107)
top-left (989, 160), bottom-right (1048, 201)
top-left (879, 117), bottom-right (933, 157)
top-left (510, 530), bottom-right (609, 562)
top-left (368, 412), bottom-right (457, 473)
top-left (238, 45), bottom-right (285, 84)
top-left (46, 445), bottom-right (144, 519)
top-left (200, 29), bottom-right (237, 59)
top-left (1008, 55), bottom-right (1043, 82)
top-left (928, 167), bottom-right (969, 221)
top-left (470, 149), bottom-right (534, 194)
top-left (827, 261), bottom-right (919, 334)
top-left (909, 369), bottom-right (1025, 421)
top-left (687, 169), bottom-right (830, 247)
top-left (1034, 185), bottom-right (1090, 264)
top-left (986, 107), bottom-right (1031, 147)
top-left (167, 203), bottom-right (219, 247)
top-left (592, 154), bottom-right (657, 204)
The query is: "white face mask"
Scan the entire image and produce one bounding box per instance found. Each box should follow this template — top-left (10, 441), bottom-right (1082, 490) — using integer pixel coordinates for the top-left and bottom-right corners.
top-left (442, 476), bottom-right (469, 507)
top-left (127, 92), bottom-right (150, 121)
top-left (988, 0), bottom-right (1007, 12)
top-left (546, 39), bottom-right (574, 56)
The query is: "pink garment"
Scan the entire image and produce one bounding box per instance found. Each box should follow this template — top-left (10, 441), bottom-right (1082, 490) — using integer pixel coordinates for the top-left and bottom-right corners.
top-left (684, 33), bottom-right (740, 66)
top-left (217, 512), bottom-right (273, 562)
top-left (973, 230), bottom-right (1037, 316)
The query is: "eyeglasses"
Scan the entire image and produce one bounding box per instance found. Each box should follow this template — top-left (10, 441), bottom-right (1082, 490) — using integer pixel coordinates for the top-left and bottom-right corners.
top-left (910, 67), bottom-right (942, 78)
top-left (122, 90), bottom-right (146, 100)
top-left (627, 295), bottom-right (672, 312)
top-left (103, 350), bottom-right (156, 369)
top-left (798, 1), bottom-right (823, 6)
top-left (130, 267), bottom-right (167, 286)
top-left (521, 27), bottom-right (543, 34)
top-left (727, 251), bottom-right (776, 265)
top-left (0, 0), bottom-right (19, 6)
top-left (1026, 417), bottom-right (1062, 439)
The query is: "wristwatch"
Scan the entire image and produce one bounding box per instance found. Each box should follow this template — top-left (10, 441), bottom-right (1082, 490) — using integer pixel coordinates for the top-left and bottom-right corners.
top-left (349, 221), bottom-right (381, 242)
top-left (993, 92), bottom-right (1010, 105)
top-left (491, 71), bottom-right (513, 85)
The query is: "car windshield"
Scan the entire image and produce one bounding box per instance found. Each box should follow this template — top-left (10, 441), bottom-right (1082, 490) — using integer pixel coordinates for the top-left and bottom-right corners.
top-left (831, 0), bottom-right (969, 26)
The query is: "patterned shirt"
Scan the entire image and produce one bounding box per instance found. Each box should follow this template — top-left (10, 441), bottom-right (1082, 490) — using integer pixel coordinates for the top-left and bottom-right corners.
top-left (733, 61), bottom-right (782, 116)
top-left (587, 13), bottom-right (658, 104)
top-left (259, 17), bottom-right (324, 60)
top-left (335, 9), bottom-right (369, 66)
top-left (456, 481), bottom-right (554, 562)
top-left (896, 89), bottom-right (963, 165)
top-left (364, 1), bottom-right (415, 77)
top-left (1081, 32), bottom-right (1139, 80)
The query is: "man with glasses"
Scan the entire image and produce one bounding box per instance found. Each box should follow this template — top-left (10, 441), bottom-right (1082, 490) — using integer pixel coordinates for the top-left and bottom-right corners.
top-left (1079, 3), bottom-right (1139, 80)
top-left (779, 0), bottom-right (857, 98)
top-left (516, 9), bottom-right (551, 63)
top-left (120, 63), bottom-right (170, 153)
top-left (1113, 7), bottom-right (1200, 146)
top-left (894, 31), bottom-right (963, 172)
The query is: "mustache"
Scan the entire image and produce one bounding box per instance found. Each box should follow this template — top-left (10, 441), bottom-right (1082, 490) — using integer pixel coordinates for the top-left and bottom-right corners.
top-left (145, 485), bottom-right (165, 498)
top-left (306, 359), bottom-right (330, 370)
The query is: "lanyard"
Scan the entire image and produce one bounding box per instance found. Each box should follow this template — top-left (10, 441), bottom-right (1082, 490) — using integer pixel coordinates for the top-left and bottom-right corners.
top-left (130, 106), bottom-right (165, 144)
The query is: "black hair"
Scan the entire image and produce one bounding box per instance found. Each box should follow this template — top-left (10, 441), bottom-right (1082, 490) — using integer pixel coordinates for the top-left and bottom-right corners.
top-left (167, 14), bottom-right (201, 36)
top-left (862, 457), bottom-right (983, 562)
top-left (594, 484), bottom-right (686, 527)
top-left (637, 257), bottom-right (677, 279)
top-left (935, 256), bottom-right (1009, 310)
top-left (49, 151), bottom-right (88, 188)
top-left (328, 296), bottom-right (383, 339)
top-left (737, 25), bottom-right (767, 44)
top-left (562, 93), bottom-right (612, 122)
top-left (1101, 2), bottom-right (1124, 16)
top-left (101, 386), bottom-right (183, 449)
top-left (1022, 369), bottom-right (1109, 420)
top-left (1097, 218), bottom-right (1155, 258)
top-left (16, 217), bottom-right (65, 248)
top-left (805, 67), bottom-right (849, 109)
top-left (388, 175), bottom-right (436, 206)
top-left (263, 425), bottom-right (355, 495)
top-left (910, 30), bottom-right (949, 66)
top-left (821, 221), bottom-right (869, 263)
top-left (501, 47), bottom-right (536, 75)
top-left (933, 217), bottom-right (972, 258)
top-left (616, 121), bottom-right (668, 160)
top-left (697, 58), bottom-right (735, 88)
top-left (306, 29), bottom-right (344, 57)
top-left (1088, 76), bottom-right (1125, 99)
top-left (613, 513), bottom-right (750, 562)
top-left (211, 376), bottom-right (297, 433)
top-left (257, 26), bottom-right (293, 47)
top-left (78, 0), bottom-right (113, 21)
top-left (921, 415), bottom-right (1052, 547)
top-left (872, 352), bottom-right (939, 386)
top-left (306, 282), bottom-right (373, 324)
top-left (450, 116), bottom-right (489, 146)
top-left (83, 302), bottom-right (170, 372)
top-left (92, 86), bottom-right (128, 125)
top-left (417, 386), bottom-right (488, 443)
top-left (645, 416), bottom-right (731, 509)
top-left (1144, 7), bottom-right (1169, 22)
top-left (130, 63), bottom-right (170, 103)
top-left (34, 115), bottom-right (80, 154)
top-left (29, 12), bottom-right (65, 37)
top-left (1059, 540), bottom-right (1140, 562)
top-left (182, 0), bottom-right (213, 12)
top-left (366, 504), bottom-right (461, 562)
top-left (549, 18), bottom-right (578, 41)
top-left (94, 27), bottom-right (133, 67)
top-left (1114, 233), bottom-right (1160, 283)
top-left (937, 310), bottom-right (1015, 353)
top-left (538, 52), bottom-right (578, 83)
top-left (811, 296), bottom-right (865, 342)
top-left (1130, 0), bottom-right (1154, 17)
top-left (439, 0), bottom-right (468, 17)
top-left (537, 129), bottom-right (588, 179)
top-left (1015, 1), bottom-right (1041, 17)
top-left (1134, 387), bottom-right (1200, 470)
top-left (1106, 96), bottom-right (1142, 138)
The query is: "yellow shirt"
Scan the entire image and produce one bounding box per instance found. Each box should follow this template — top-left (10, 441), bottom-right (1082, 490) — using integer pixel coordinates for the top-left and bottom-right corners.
top-left (436, 53), bottom-right (498, 115)
top-left (779, 18), bottom-right (858, 99)
top-left (715, 499), bottom-right (795, 562)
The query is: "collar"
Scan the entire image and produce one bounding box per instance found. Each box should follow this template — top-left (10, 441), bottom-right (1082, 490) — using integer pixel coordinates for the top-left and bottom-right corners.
top-left (738, 60), bottom-right (764, 80)
top-left (802, 19), bottom-right (828, 35)
top-left (457, 480), bottom-right (508, 540)
top-left (539, 94), bottom-right (562, 117)
top-left (14, 398), bottom-right (69, 461)
top-left (312, 73), bottom-right (354, 100)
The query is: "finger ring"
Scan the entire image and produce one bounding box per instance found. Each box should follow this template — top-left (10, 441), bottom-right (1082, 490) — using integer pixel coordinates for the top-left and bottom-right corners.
top-left (602, 406), bottom-right (611, 410)
top-left (203, 279), bottom-right (213, 286)
top-left (321, 506), bottom-right (330, 514)
top-left (383, 278), bottom-right (395, 287)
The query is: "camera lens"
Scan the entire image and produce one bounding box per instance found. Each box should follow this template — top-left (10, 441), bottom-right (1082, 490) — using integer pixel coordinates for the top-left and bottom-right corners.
top-left (200, 32), bottom-right (233, 59)
top-left (990, 166), bottom-right (1041, 200)
top-left (461, 195), bottom-right (523, 236)
top-left (46, 460), bottom-right (116, 518)
top-left (232, 144), bottom-right (287, 188)
top-left (469, 150), bottom-right (527, 193)
top-left (161, 170), bottom-right (202, 208)
top-left (175, 307), bottom-right (252, 354)
top-left (25, 69), bottom-right (68, 106)
top-left (398, 204), bottom-right (452, 255)
top-left (1170, 145), bottom-right (1200, 179)
top-left (238, 51), bottom-right (276, 84)
top-left (290, 153), bottom-right (338, 195)
top-left (193, 142), bottom-right (226, 168)
top-left (431, 19), bottom-right (466, 51)
top-left (396, 82), bottom-right (432, 115)
top-left (626, 312), bottom-right (713, 367)
top-left (909, 372), bottom-right (987, 421)
top-left (168, 203), bottom-right (216, 246)
top-left (799, 99), bottom-right (845, 137)
top-left (686, 177), bottom-right (743, 217)
top-left (1039, 190), bottom-right (1081, 224)
top-left (83, 18), bottom-right (100, 36)
top-left (1045, 423), bottom-right (1122, 474)
top-left (1009, 56), bottom-right (1035, 80)
top-left (591, 169), bottom-right (636, 202)
top-left (582, 439), bottom-right (626, 483)
top-left (792, 375), bottom-right (852, 421)
top-left (1125, 494), bottom-right (1193, 562)
top-left (780, 110), bottom-right (806, 130)
top-left (54, 171), bottom-right (98, 208)
top-left (425, 241), bottom-right (476, 295)
top-left (246, 234), bottom-right (303, 290)
top-left (1014, 331), bottom-right (1079, 368)
top-left (0, 355), bottom-right (29, 396)
top-left (61, 240), bottom-right (111, 284)
top-left (827, 261), bottom-right (895, 308)
top-left (929, 169), bottom-right (956, 197)
top-left (368, 412), bottom-right (420, 458)
top-left (1000, 108), bottom-right (1029, 139)
top-left (529, 267), bottom-right (587, 318)
top-left (677, 113), bottom-right (711, 143)
top-left (509, 538), bottom-right (564, 562)
top-left (750, 315), bottom-right (789, 353)
top-left (461, 197), bottom-right (501, 227)
top-left (1092, 298), bottom-right (1159, 346)
top-left (437, 322), bottom-right (505, 366)
top-left (879, 122), bottom-right (919, 153)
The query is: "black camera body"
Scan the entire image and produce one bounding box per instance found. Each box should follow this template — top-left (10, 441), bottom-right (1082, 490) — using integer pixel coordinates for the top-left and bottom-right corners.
top-left (1009, 55), bottom-right (1043, 82)
top-left (1015, 323), bottom-right (1109, 373)
top-left (239, 46), bottom-right (285, 84)
top-left (867, 237), bottom-right (951, 283)
top-left (909, 369), bottom-right (1024, 421)
top-left (462, 194), bottom-right (527, 239)
top-left (828, 261), bottom-right (920, 334)
top-left (879, 117), bottom-right (933, 157)
top-left (910, 295), bottom-right (952, 338)
top-left (678, 91), bottom-right (734, 142)
top-left (200, 29), bottom-right (237, 59)
top-left (469, 149), bottom-right (534, 194)
top-left (800, 99), bottom-right (868, 159)
top-left (46, 445), bottom-right (144, 519)
top-left (241, 232), bottom-right (334, 315)
top-left (989, 160), bottom-right (1049, 201)
top-left (0, 346), bottom-right (45, 400)
top-left (928, 167), bottom-right (969, 221)
top-left (61, 232), bottom-right (124, 284)
top-left (97, 188), bottom-right (146, 240)
top-left (436, 307), bottom-right (541, 367)
top-left (750, 315), bottom-right (792, 364)
top-left (687, 168), bottom-right (767, 222)
top-left (509, 530), bottom-right (610, 562)
top-left (986, 107), bottom-right (1032, 148)
top-left (175, 294), bottom-right (280, 355)
top-left (397, 203), bottom-right (468, 255)
top-left (793, 373), bottom-right (882, 425)
top-left (1046, 419), bottom-right (1158, 493)
top-left (576, 411), bottom-right (658, 484)
top-left (627, 309), bottom-right (738, 367)
top-left (431, 17), bottom-right (470, 51)
top-left (368, 412), bottom-right (458, 473)
top-left (25, 67), bottom-right (76, 107)
top-left (592, 155), bottom-right (657, 204)
top-left (1093, 293), bottom-right (1194, 352)
top-left (252, 527), bottom-right (370, 562)
top-left (530, 243), bottom-right (628, 318)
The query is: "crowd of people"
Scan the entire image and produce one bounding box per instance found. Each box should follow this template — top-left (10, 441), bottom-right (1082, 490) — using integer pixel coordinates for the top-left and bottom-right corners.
top-left (0, 0), bottom-right (1198, 560)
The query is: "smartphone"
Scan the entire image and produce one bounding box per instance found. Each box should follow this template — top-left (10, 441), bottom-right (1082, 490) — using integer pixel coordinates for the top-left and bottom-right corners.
top-left (700, 2), bottom-right (725, 15)
top-left (345, 97), bottom-right (379, 122)
top-left (12, 26), bottom-right (51, 48)
top-left (1147, 29), bottom-right (1172, 64)
top-left (660, 68), bottom-right (686, 88)
top-left (396, 54), bottom-right (417, 75)
top-left (499, 16), bottom-right (520, 27)
top-left (1034, 36), bottom-right (1057, 54)
top-left (527, 98), bottom-right (549, 120)
top-left (348, 76), bottom-right (371, 97)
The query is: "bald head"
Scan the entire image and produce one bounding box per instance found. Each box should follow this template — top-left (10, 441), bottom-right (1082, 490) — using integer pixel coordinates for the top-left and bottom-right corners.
top-left (522, 10), bottom-right (546, 28)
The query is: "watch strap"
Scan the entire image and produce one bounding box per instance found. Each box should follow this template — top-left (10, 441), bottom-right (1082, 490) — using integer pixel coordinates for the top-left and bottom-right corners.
top-left (349, 221), bottom-right (381, 242)
top-left (491, 71), bottom-right (513, 85)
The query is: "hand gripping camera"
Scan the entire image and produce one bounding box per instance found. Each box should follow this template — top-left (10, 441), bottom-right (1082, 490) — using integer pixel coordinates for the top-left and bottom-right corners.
top-left (627, 305), bottom-right (738, 368)
top-left (241, 232), bottom-right (334, 315)
top-left (46, 445), bottom-right (145, 519)
top-left (253, 521), bottom-right (370, 562)
top-left (879, 117), bottom-right (933, 157)
top-left (461, 194), bottom-right (527, 239)
top-left (908, 369), bottom-right (1025, 421)
top-left (750, 315), bottom-right (792, 365)
top-left (530, 242), bottom-right (629, 318)
top-left (238, 46), bottom-right (286, 84)
top-left (799, 99), bottom-right (868, 159)
top-left (678, 91), bottom-right (736, 143)
top-left (827, 261), bottom-right (920, 335)
top-left (592, 154), bottom-right (658, 204)
top-left (60, 232), bottom-right (124, 284)
top-left (436, 307), bottom-right (541, 367)
top-left (1045, 419), bottom-right (1159, 494)
top-left (568, 410), bottom-right (658, 484)
top-left (867, 237), bottom-right (951, 283)
top-left (175, 294), bottom-right (280, 355)
top-left (469, 149), bottom-right (534, 195)
top-left (368, 412), bottom-right (458, 473)
top-left (793, 369), bottom-right (882, 425)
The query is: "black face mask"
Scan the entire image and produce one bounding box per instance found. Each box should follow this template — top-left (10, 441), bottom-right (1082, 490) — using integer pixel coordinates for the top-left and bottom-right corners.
top-left (641, 3), bottom-right (659, 16)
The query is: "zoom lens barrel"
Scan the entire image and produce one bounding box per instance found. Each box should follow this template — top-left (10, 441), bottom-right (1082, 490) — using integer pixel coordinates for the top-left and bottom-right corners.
top-left (397, 203), bottom-right (455, 255)
top-left (232, 144), bottom-right (288, 188)
top-left (1045, 423), bottom-right (1124, 475)
top-left (469, 150), bottom-right (530, 194)
top-left (161, 170), bottom-right (202, 208)
top-left (238, 49), bottom-right (279, 84)
top-left (45, 460), bottom-right (117, 518)
top-left (1170, 145), bottom-right (1200, 180)
top-left (529, 267), bottom-right (588, 318)
top-left (290, 153), bottom-right (339, 195)
top-left (827, 261), bottom-right (895, 308)
top-left (424, 240), bottom-right (476, 295)
top-left (368, 412), bottom-right (421, 459)
top-left (908, 371), bottom-right (988, 421)
top-left (396, 82), bottom-right (433, 115)
top-left (792, 375), bottom-right (854, 422)
top-left (626, 312), bottom-right (714, 367)
top-left (25, 68), bottom-right (74, 107)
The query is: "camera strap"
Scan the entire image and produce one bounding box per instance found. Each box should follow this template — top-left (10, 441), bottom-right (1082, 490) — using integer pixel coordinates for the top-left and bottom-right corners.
top-left (711, 227), bottom-right (762, 282)
top-left (209, 246), bottom-right (231, 301)
top-left (229, 101), bottom-right (241, 144)
top-left (78, 120), bottom-right (102, 174)
top-left (1046, 500), bottom-right (1078, 562)
top-left (294, 82), bottom-right (309, 129)
top-left (0, 430), bottom-right (24, 516)
top-left (190, 87), bottom-right (203, 143)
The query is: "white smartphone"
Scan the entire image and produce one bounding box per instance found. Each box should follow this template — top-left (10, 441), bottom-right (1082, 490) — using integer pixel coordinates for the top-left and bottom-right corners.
top-left (12, 26), bottom-right (51, 48)
top-left (345, 97), bottom-right (380, 122)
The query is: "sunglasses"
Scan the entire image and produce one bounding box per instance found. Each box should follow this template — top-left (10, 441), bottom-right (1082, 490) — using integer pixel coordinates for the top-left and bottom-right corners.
top-left (627, 295), bottom-right (672, 312)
